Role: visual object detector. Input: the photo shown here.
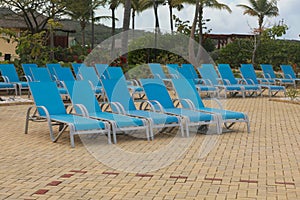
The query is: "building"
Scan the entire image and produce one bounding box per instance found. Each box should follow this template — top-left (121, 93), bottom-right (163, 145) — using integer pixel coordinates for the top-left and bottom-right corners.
top-left (0, 7), bottom-right (75, 61)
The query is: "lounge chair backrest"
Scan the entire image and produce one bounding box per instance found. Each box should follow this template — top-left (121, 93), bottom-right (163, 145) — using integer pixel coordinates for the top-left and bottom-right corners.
top-left (29, 81), bottom-right (67, 116)
top-left (54, 67), bottom-right (75, 81)
top-left (31, 68), bottom-right (52, 82)
top-left (46, 63), bottom-right (62, 80)
top-left (181, 64), bottom-right (199, 79)
top-left (71, 63), bottom-right (87, 76)
top-left (198, 64), bottom-right (219, 85)
top-left (78, 67), bottom-right (101, 87)
top-left (95, 64), bottom-right (109, 79)
top-left (260, 64), bottom-right (276, 79)
top-left (139, 79), bottom-right (175, 109)
top-left (148, 63), bottom-right (167, 79)
top-left (0, 64), bottom-right (20, 82)
top-left (106, 67), bottom-right (124, 79)
top-left (240, 64), bottom-right (259, 84)
top-left (64, 80), bottom-right (102, 114)
top-left (166, 64), bottom-right (179, 77)
top-left (177, 65), bottom-right (194, 79)
top-left (217, 64), bottom-right (238, 85)
top-left (22, 63), bottom-right (38, 81)
top-left (101, 78), bottom-right (137, 111)
top-left (172, 79), bottom-right (205, 109)
top-left (281, 65), bottom-right (296, 79)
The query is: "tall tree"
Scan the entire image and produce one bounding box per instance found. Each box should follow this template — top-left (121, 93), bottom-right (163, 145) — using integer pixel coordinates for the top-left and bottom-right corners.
top-left (164, 0), bottom-right (184, 33)
top-left (237, 0), bottom-right (279, 34)
top-left (131, 0), bottom-right (151, 30)
top-left (0, 0), bottom-right (67, 34)
top-left (122, 0), bottom-right (131, 59)
top-left (188, 0), bottom-right (231, 64)
top-left (65, 0), bottom-right (104, 47)
top-left (237, 0), bottom-right (279, 64)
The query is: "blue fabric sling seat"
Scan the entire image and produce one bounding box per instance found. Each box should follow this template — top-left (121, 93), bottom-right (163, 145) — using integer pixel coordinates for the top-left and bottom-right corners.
top-left (30, 68), bottom-right (68, 95)
top-left (101, 78), bottom-right (184, 138)
top-left (0, 64), bottom-right (29, 95)
top-left (25, 81), bottom-right (110, 147)
top-left (240, 64), bottom-right (286, 97)
top-left (171, 79), bottom-right (250, 133)
top-left (64, 80), bottom-right (149, 143)
top-left (198, 64), bottom-right (245, 98)
top-left (218, 64), bottom-right (261, 96)
top-left (280, 64), bottom-right (300, 88)
top-left (139, 79), bottom-right (221, 135)
top-left (260, 64), bottom-right (294, 86)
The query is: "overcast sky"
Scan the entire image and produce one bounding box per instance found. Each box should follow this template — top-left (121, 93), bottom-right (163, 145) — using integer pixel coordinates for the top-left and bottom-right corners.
top-left (96, 0), bottom-right (300, 40)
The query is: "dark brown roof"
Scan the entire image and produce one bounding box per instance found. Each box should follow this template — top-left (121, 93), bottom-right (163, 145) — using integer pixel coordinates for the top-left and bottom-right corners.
top-left (0, 7), bottom-right (75, 33)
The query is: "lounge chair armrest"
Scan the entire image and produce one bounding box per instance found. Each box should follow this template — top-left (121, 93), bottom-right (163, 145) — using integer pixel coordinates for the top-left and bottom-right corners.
top-left (285, 74), bottom-right (293, 79)
top-left (154, 74), bottom-right (162, 79)
top-left (201, 79), bottom-right (213, 86)
top-left (210, 98), bottom-right (223, 109)
top-left (222, 79), bottom-right (231, 85)
top-left (139, 100), bottom-right (164, 112)
top-left (257, 78), bottom-right (270, 84)
top-left (107, 101), bottom-right (126, 114)
top-left (128, 79), bottom-right (140, 86)
top-left (2, 76), bottom-right (9, 83)
top-left (24, 75), bottom-right (33, 82)
top-left (174, 98), bottom-right (196, 110)
top-left (169, 74), bottom-right (179, 79)
top-left (217, 78), bottom-right (224, 85)
top-left (245, 78), bottom-right (255, 85)
top-left (70, 104), bottom-right (89, 116)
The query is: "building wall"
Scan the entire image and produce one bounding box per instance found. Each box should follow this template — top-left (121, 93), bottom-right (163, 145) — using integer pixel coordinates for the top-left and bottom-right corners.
top-left (0, 29), bottom-right (19, 61)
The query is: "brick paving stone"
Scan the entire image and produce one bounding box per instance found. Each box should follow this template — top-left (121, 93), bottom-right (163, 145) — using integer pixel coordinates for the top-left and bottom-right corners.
top-left (0, 97), bottom-right (299, 199)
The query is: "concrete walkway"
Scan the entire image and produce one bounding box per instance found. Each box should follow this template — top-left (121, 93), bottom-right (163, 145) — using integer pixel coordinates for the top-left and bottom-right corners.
top-left (0, 98), bottom-right (299, 199)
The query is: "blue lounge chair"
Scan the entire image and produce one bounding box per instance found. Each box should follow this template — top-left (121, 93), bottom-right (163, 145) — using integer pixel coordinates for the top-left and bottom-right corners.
top-left (148, 63), bottom-right (175, 80)
top-left (0, 64), bottom-right (29, 95)
top-left (94, 64), bottom-right (109, 79)
top-left (77, 67), bottom-right (103, 97)
top-left (71, 63), bottom-right (87, 77)
top-left (46, 63), bottom-right (62, 81)
top-left (181, 64), bottom-right (202, 84)
top-left (139, 79), bottom-right (222, 135)
top-left (171, 79), bottom-right (250, 133)
top-left (165, 64), bottom-right (180, 78)
top-left (54, 67), bottom-right (76, 82)
top-left (64, 80), bottom-right (149, 143)
top-left (177, 64), bottom-right (218, 97)
top-left (22, 63), bottom-right (38, 82)
top-left (101, 78), bottom-right (184, 138)
top-left (30, 68), bottom-right (68, 95)
top-left (25, 81), bottom-right (111, 147)
top-left (240, 64), bottom-right (286, 97)
top-left (198, 64), bottom-right (245, 98)
top-left (105, 67), bottom-right (144, 99)
top-left (260, 64), bottom-right (295, 87)
top-left (217, 64), bottom-right (261, 97)
top-left (280, 64), bottom-right (300, 86)
top-left (0, 82), bottom-right (17, 95)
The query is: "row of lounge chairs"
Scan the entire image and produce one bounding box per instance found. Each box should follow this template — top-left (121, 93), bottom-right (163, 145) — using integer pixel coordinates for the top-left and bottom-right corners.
top-left (0, 62), bottom-right (298, 147)
top-left (149, 63), bottom-right (299, 98)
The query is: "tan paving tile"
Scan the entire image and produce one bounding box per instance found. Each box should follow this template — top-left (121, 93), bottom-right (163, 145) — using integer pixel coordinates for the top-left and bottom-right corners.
top-left (0, 97), bottom-right (299, 199)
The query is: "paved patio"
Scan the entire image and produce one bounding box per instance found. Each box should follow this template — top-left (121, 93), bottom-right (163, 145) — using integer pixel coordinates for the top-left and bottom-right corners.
top-left (0, 97), bottom-right (299, 199)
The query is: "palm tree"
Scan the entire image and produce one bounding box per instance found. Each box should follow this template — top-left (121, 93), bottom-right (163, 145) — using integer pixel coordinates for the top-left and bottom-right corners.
top-left (122, 0), bottom-right (131, 58)
top-left (237, 0), bottom-right (279, 64)
top-left (237, 0), bottom-right (279, 34)
top-left (188, 0), bottom-right (231, 64)
top-left (164, 0), bottom-right (184, 33)
top-left (131, 0), bottom-right (152, 30)
top-left (65, 0), bottom-right (103, 47)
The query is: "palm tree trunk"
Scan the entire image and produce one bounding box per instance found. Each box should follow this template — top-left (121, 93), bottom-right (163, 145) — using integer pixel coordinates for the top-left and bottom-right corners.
top-left (132, 9), bottom-right (135, 30)
top-left (189, 0), bottom-right (200, 65)
top-left (80, 20), bottom-right (86, 47)
top-left (198, 5), bottom-right (203, 45)
top-left (122, 0), bottom-right (131, 59)
top-left (153, 1), bottom-right (160, 33)
top-left (111, 8), bottom-right (116, 58)
top-left (169, 4), bottom-right (173, 33)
